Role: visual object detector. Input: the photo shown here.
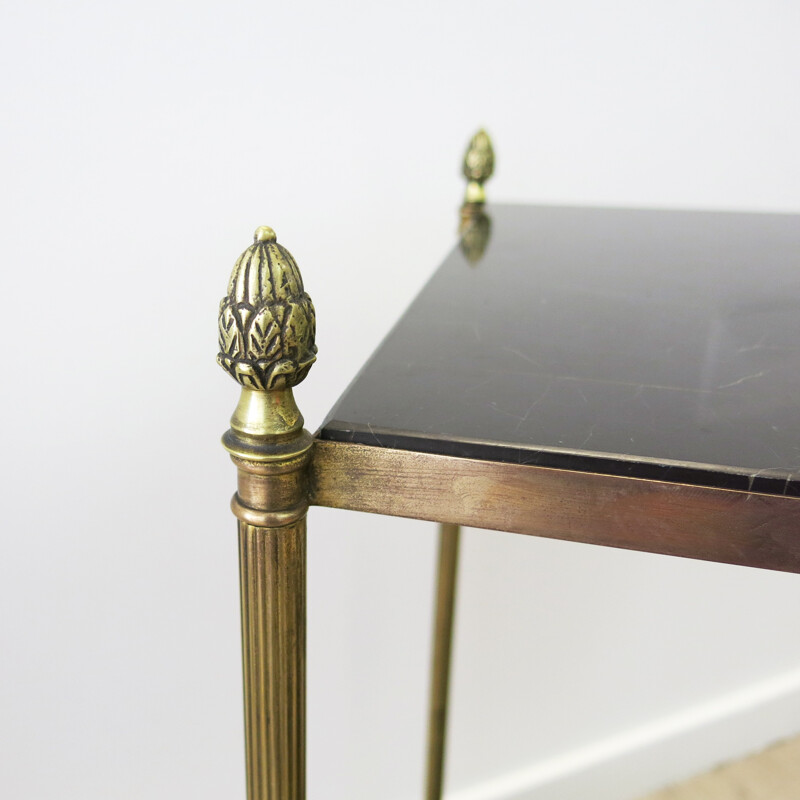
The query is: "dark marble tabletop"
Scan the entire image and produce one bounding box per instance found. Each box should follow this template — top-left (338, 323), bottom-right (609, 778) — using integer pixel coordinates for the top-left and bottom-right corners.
top-left (320, 204), bottom-right (800, 496)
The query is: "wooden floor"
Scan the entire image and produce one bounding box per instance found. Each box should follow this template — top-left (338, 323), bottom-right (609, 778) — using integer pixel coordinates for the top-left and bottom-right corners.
top-left (639, 736), bottom-right (800, 799)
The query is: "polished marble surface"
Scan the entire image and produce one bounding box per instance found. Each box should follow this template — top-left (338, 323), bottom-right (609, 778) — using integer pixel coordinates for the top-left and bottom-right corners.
top-left (320, 205), bottom-right (800, 495)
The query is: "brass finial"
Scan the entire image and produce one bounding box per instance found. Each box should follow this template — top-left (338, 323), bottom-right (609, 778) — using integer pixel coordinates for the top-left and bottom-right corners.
top-left (462, 129), bottom-right (494, 206)
top-left (218, 227), bottom-right (318, 450)
top-left (218, 227), bottom-right (317, 393)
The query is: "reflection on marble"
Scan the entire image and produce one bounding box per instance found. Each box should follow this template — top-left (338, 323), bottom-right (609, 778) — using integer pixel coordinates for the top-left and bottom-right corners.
top-left (459, 207), bottom-right (492, 265)
top-left (321, 205), bottom-right (800, 496)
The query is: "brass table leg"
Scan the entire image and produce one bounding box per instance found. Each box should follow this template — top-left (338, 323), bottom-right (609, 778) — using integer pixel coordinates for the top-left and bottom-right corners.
top-left (238, 517), bottom-right (306, 800)
top-left (226, 400), bottom-right (313, 800)
top-left (425, 522), bottom-right (461, 800)
top-left (217, 226), bottom-right (318, 800)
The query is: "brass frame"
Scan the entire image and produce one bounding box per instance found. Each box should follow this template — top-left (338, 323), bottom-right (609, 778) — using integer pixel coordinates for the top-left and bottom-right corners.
top-left (310, 440), bottom-right (800, 575)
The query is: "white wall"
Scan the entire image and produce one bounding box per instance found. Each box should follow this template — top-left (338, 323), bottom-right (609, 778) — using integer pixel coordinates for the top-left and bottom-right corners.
top-left (2, 2), bottom-right (800, 799)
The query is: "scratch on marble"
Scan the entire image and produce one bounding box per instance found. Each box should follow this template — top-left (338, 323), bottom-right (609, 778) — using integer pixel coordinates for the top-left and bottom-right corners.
top-left (560, 374), bottom-right (713, 395)
top-left (717, 370), bottom-right (768, 390)
top-left (513, 379), bottom-right (554, 432)
top-left (746, 470), bottom-right (771, 494)
top-left (580, 424), bottom-right (598, 448)
top-left (463, 377), bottom-right (496, 395)
top-left (489, 401), bottom-right (526, 421)
top-left (737, 333), bottom-right (767, 353)
top-left (784, 468), bottom-right (800, 496)
top-left (504, 347), bottom-right (540, 367)
top-left (744, 467), bottom-right (799, 498)
top-left (365, 422), bottom-right (382, 446)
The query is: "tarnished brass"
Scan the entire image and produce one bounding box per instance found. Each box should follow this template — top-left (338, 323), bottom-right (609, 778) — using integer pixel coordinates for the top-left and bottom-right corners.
top-left (425, 522), bottom-right (461, 800)
top-left (309, 440), bottom-right (800, 574)
top-left (219, 226), bottom-right (317, 800)
top-left (238, 519), bottom-right (306, 800)
top-left (218, 225), bottom-right (317, 392)
top-left (462, 129), bottom-right (494, 206)
top-left (230, 387), bottom-right (304, 441)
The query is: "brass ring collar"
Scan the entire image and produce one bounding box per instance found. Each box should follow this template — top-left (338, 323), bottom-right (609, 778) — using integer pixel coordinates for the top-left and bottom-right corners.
top-left (230, 494), bottom-right (309, 528)
top-left (222, 428), bottom-right (314, 462)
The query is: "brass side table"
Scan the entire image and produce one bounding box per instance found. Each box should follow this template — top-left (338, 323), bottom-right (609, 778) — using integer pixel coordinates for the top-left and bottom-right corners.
top-left (216, 146), bottom-right (800, 800)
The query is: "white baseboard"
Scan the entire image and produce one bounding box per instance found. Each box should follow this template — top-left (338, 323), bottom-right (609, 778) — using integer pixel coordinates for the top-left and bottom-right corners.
top-left (446, 667), bottom-right (800, 800)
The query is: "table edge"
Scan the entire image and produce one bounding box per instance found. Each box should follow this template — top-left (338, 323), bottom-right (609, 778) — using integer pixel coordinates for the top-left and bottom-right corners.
top-left (309, 438), bottom-right (800, 574)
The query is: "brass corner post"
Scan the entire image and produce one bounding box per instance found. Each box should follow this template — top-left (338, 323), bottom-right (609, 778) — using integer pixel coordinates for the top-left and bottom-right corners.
top-left (218, 225), bottom-right (317, 800)
top-left (460, 130), bottom-right (494, 265)
top-left (425, 133), bottom-right (497, 800)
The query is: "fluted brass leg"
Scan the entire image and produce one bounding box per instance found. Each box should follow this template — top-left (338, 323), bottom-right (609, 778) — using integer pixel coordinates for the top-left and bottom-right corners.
top-left (239, 520), bottom-right (306, 800)
top-left (425, 522), bottom-right (461, 800)
top-left (225, 401), bottom-right (312, 800)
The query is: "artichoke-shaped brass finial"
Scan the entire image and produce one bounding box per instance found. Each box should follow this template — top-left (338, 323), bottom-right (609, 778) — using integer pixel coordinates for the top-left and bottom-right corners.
top-left (462, 129), bottom-right (494, 205)
top-left (218, 226), bottom-right (317, 391)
